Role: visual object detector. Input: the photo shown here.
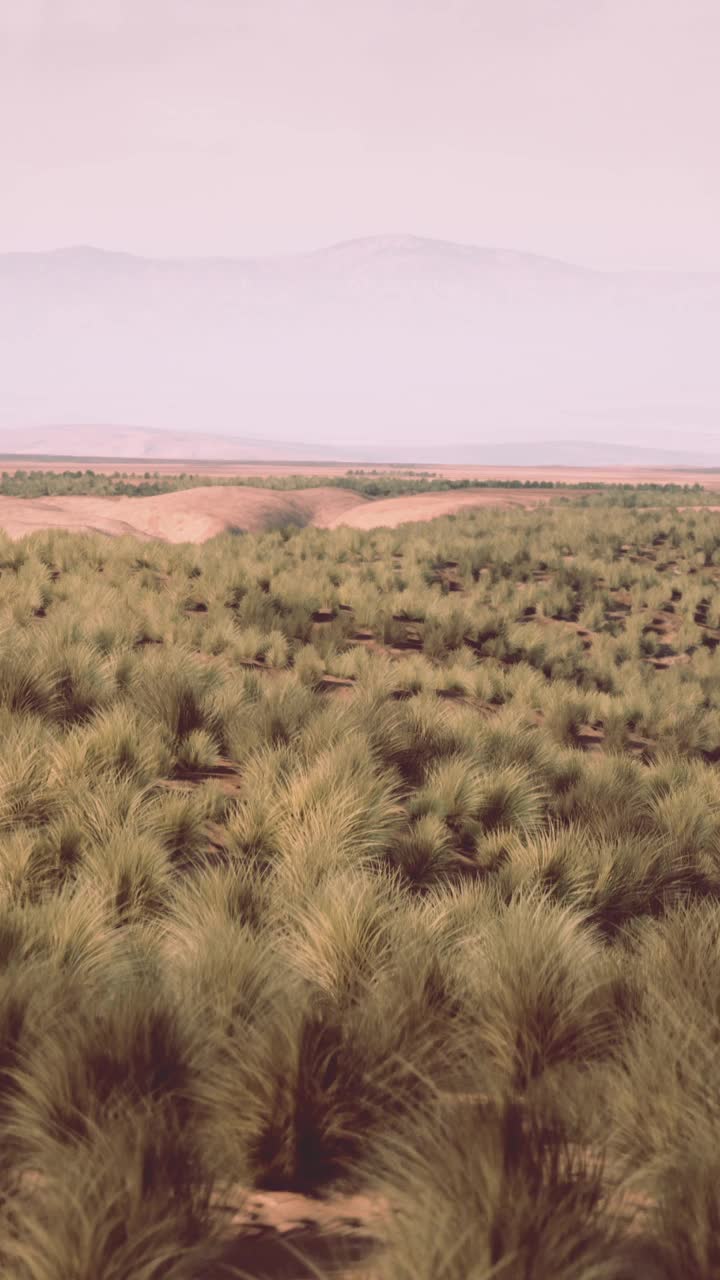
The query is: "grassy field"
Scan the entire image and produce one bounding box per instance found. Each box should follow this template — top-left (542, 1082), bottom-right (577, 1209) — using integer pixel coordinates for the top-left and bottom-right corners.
top-left (1, 497), bottom-right (720, 1276)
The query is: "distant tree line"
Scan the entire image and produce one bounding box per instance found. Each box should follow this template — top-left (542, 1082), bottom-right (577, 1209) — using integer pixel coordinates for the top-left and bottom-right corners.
top-left (0, 467), bottom-right (708, 501)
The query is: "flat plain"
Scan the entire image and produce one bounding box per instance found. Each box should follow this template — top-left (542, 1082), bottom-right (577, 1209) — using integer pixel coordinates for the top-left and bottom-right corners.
top-left (5, 455), bottom-right (720, 485)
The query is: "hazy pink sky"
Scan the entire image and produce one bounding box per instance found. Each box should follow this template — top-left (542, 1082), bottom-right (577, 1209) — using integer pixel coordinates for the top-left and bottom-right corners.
top-left (1, 0), bottom-right (719, 269)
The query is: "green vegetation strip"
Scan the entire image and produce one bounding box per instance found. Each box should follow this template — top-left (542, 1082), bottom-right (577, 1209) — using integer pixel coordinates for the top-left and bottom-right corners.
top-left (0, 465), bottom-right (713, 502)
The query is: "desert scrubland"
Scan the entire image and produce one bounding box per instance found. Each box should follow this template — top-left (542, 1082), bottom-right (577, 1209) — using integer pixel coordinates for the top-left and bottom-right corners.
top-left (1, 486), bottom-right (720, 1275)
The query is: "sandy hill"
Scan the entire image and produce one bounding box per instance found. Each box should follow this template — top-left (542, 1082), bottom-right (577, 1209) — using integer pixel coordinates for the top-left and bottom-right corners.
top-left (0, 486), bottom-right (364, 543)
top-left (0, 485), bottom-right (566, 543)
top-left (320, 487), bottom-right (572, 530)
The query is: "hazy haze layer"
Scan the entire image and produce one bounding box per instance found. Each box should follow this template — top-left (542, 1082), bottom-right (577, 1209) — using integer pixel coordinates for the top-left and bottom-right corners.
top-left (2, 237), bottom-right (719, 461)
top-left (2, 1), bottom-right (720, 272)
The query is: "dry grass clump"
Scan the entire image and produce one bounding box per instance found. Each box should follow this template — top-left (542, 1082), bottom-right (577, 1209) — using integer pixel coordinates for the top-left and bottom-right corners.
top-left (371, 1106), bottom-right (635, 1280)
top-left (0, 496), bottom-right (719, 1274)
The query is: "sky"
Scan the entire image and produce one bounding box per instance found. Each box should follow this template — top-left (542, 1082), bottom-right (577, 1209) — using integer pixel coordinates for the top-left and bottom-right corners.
top-left (2, 0), bottom-right (720, 271)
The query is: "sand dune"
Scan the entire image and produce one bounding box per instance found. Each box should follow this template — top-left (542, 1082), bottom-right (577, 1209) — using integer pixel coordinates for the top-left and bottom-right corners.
top-left (0, 486), bottom-right (365, 543)
top-left (0, 484), bottom-right (584, 542)
top-left (8, 476), bottom-right (719, 542)
top-left (318, 487), bottom-right (567, 530)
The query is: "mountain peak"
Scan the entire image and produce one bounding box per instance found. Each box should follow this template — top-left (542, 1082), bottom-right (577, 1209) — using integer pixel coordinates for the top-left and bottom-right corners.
top-left (323, 234), bottom-right (446, 254)
top-left (312, 234), bottom-right (588, 277)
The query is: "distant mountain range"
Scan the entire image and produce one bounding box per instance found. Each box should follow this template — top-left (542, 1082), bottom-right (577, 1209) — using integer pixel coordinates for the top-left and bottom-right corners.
top-left (0, 424), bottom-right (340, 464)
top-left (0, 425), bottom-right (717, 469)
top-left (1, 235), bottom-right (718, 462)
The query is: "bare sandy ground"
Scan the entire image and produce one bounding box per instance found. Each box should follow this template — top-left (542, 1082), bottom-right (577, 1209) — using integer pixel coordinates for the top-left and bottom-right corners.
top-left (318, 487), bottom-right (566, 530)
top-left (0, 486), bottom-right (365, 543)
top-left (0, 485), bottom-right (578, 542)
